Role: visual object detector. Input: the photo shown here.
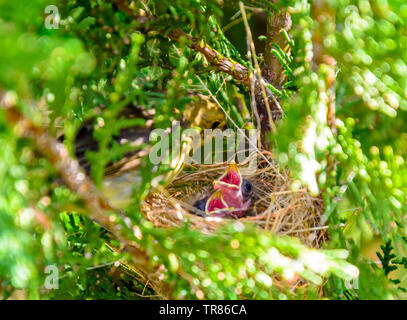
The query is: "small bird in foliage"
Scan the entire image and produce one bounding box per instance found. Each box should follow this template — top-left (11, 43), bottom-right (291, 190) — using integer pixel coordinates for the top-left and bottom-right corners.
top-left (193, 162), bottom-right (253, 218)
top-left (213, 162), bottom-right (253, 218)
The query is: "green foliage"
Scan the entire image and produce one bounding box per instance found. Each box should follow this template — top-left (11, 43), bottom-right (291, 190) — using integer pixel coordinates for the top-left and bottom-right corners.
top-left (271, 0), bottom-right (407, 300)
top-left (375, 239), bottom-right (407, 292)
top-left (127, 216), bottom-right (358, 299)
top-left (377, 240), bottom-right (398, 276)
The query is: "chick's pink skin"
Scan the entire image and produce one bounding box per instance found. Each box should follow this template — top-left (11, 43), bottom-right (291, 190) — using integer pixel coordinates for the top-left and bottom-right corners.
top-left (213, 163), bottom-right (251, 218)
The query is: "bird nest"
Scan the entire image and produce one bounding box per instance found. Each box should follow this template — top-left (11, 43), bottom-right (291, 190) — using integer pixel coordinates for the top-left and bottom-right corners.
top-left (142, 152), bottom-right (327, 249)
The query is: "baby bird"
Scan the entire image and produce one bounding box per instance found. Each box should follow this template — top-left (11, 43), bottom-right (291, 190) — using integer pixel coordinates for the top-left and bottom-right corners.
top-left (193, 162), bottom-right (253, 218)
top-left (213, 162), bottom-right (253, 218)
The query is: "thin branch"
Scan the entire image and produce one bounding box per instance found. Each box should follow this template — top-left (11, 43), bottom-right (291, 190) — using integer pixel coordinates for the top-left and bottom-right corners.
top-left (114, 0), bottom-right (282, 138)
top-left (115, 0), bottom-right (251, 86)
top-left (240, 1), bottom-right (276, 134)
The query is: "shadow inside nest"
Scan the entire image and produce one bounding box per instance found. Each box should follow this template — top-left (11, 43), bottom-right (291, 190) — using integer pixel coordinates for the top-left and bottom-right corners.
top-left (142, 160), bottom-right (328, 249)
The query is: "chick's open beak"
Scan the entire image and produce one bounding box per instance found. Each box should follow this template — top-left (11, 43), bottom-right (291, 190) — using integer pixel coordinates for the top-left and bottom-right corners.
top-left (213, 161), bottom-right (242, 190)
top-left (205, 189), bottom-right (229, 215)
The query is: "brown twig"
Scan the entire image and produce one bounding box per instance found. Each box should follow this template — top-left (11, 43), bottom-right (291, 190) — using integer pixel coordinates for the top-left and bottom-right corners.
top-left (114, 0), bottom-right (284, 138)
top-left (263, 10), bottom-right (292, 86)
top-left (115, 0), bottom-right (251, 86)
top-left (239, 1), bottom-right (277, 135)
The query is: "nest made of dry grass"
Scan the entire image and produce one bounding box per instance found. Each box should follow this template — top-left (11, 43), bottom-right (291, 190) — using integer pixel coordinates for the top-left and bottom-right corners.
top-left (142, 152), bottom-right (327, 249)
